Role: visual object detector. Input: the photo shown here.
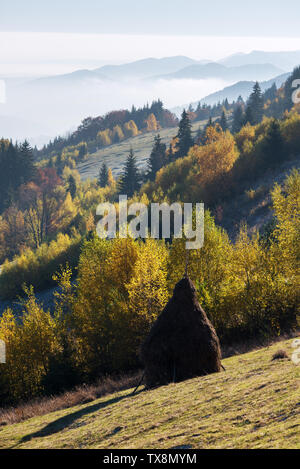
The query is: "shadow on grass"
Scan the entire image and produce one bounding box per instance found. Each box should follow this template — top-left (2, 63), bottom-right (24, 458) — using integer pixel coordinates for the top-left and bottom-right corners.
top-left (14, 390), bottom-right (144, 447)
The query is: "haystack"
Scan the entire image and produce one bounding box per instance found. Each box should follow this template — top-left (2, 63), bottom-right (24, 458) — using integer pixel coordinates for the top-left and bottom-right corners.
top-left (141, 277), bottom-right (222, 387)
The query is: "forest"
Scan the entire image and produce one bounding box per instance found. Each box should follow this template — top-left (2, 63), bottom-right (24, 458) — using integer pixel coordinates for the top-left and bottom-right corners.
top-left (0, 68), bottom-right (299, 405)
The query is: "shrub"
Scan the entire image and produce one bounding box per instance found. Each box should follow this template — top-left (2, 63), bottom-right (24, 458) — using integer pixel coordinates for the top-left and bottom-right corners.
top-left (0, 234), bottom-right (81, 300)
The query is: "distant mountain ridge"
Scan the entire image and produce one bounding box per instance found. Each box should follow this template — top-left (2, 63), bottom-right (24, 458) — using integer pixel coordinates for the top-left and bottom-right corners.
top-left (32, 58), bottom-right (284, 86)
top-left (33, 56), bottom-right (201, 85)
top-left (154, 63), bottom-right (284, 82)
top-left (220, 50), bottom-right (300, 71)
top-left (96, 56), bottom-right (201, 79)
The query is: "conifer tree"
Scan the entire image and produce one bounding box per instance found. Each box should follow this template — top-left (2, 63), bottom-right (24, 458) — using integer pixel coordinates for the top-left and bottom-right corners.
top-left (67, 175), bottom-right (77, 199)
top-left (232, 105), bottom-right (244, 133)
top-left (263, 119), bottom-right (284, 167)
top-left (18, 140), bottom-right (36, 184)
top-left (175, 109), bottom-right (194, 159)
top-left (243, 105), bottom-right (254, 126)
top-left (246, 82), bottom-right (264, 125)
top-left (224, 98), bottom-right (230, 110)
top-left (220, 110), bottom-right (228, 131)
top-left (0, 140), bottom-right (36, 212)
top-left (98, 162), bottom-right (109, 188)
top-left (147, 134), bottom-right (166, 181)
top-left (264, 83), bottom-right (277, 102)
top-left (118, 149), bottom-right (140, 197)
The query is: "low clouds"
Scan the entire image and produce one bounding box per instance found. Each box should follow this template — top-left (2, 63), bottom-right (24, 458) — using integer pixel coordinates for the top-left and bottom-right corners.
top-left (0, 76), bottom-right (229, 145)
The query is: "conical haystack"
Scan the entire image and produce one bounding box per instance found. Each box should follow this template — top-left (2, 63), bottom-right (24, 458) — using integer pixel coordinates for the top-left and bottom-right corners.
top-left (141, 277), bottom-right (222, 387)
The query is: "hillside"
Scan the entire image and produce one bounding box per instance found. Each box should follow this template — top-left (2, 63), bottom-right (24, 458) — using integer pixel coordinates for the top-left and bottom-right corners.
top-left (219, 156), bottom-right (300, 239)
top-left (220, 50), bottom-right (300, 70)
top-left (172, 72), bottom-right (290, 115)
top-left (77, 119), bottom-right (205, 180)
top-left (156, 63), bottom-right (283, 82)
top-left (1, 337), bottom-right (299, 449)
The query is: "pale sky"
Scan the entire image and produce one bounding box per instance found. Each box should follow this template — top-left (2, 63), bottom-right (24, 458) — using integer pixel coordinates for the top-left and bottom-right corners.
top-left (2, 0), bottom-right (300, 36)
top-left (2, 33), bottom-right (300, 77)
top-left (1, 1), bottom-right (300, 76)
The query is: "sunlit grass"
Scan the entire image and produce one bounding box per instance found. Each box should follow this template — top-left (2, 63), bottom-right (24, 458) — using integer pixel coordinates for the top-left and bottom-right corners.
top-left (0, 337), bottom-right (299, 449)
top-left (77, 120), bottom-right (206, 181)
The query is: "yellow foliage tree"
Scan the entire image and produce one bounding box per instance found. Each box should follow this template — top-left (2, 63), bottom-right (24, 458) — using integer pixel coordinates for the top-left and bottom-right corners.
top-left (145, 113), bottom-right (159, 132)
top-left (97, 129), bottom-right (112, 147)
top-left (123, 120), bottom-right (139, 138)
top-left (107, 168), bottom-right (116, 188)
top-left (235, 123), bottom-right (256, 154)
top-left (270, 169), bottom-right (300, 278)
top-left (112, 125), bottom-right (125, 143)
top-left (127, 239), bottom-right (169, 338)
top-left (0, 289), bottom-right (60, 403)
top-left (190, 130), bottom-right (239, 188)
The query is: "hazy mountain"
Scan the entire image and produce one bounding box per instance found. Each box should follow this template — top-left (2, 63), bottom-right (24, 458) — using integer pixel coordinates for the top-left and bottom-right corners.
top-left (172, 72), bottom-right (290, 115)
top-left (0, 53), bottom-right (293, 145)
top-left (29, 56), bottom-right (208, 86)
top-left (32, 69), bottom-right (110, 86)
top-left (155, 63), bottom-right (284, 82)
top-left (203, 72), bottom-right (289, 103)
top-left (95, 56), bottom-right (200, 79)
top-left (220, 50), bottom-right (300, 71)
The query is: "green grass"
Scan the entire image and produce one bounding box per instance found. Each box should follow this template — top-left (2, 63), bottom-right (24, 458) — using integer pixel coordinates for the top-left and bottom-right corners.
top-left (0, 337), bottom-right (299, 449)
top-left (77, 120), bottom-right (206, 181)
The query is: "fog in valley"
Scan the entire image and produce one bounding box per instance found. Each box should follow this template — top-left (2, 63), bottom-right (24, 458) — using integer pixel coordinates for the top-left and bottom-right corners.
top-left (0, 76), bottom-right (230, 147)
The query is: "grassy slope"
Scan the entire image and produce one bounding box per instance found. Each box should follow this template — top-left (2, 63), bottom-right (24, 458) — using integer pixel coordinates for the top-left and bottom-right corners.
top-left (77, 120), bottom-right (206, 181)
top-left (1, 338), bottom-right (299, 449)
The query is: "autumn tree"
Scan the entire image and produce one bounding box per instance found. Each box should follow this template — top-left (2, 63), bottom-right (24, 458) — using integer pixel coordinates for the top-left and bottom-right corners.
top-left (270, 168), bottom-right (300, 278)
top-left (107, 168), bottom-right (115, 188)
top-left (112, 125), bottom-right (125, 143)
top-left (127, 239), bottom-right (169, 340)
top-left (188, 128), bottom-right (239, 200)
top-left (0, 288), bottom-right (60, 403)
top-left (123, 120), bottom-right (139, 138)
top-left (20, 168), bottom-right (76, 248)
top-left (145, 113), bottom-right (159, 132)
top-left (72, 236), bottom-right (140, 374)
top-left (0, 206), bottom-right (26, 261)
top-left (97, 129), bottom-right (112, 147)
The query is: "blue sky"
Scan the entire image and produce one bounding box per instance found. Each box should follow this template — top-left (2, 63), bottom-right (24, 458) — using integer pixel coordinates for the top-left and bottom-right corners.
top-left (2, 0), bottom-right (300, 36)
